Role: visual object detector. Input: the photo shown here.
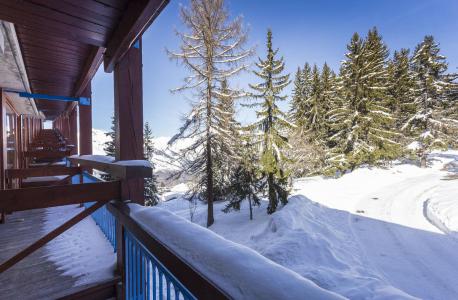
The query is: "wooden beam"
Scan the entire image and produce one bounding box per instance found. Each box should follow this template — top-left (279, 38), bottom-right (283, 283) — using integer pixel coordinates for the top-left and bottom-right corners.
top-left (0, 89), bottom-right (5, 223)
top-left (114, 41), bottom-right (145, 204)
top-left (68, 156), bottom-right (152, 180)
top-left (79, 84), bottom-right (92, 155)
top-left (104, 0), bottom-right (169, 72)
top-left (0, 200), bottom-right (109, 274)
top-left (69, 105), bottom-right (78, 155)
top-left (5, 166), bottom-right (81, 179)
top-left (56, 277), bottom-right (120, 300)
top-left (23, 149), bottom-right (70, 159)
top-left (0, 181), bottom-right (121, 212)
top-left (74, 47), bottom-right (104, 97)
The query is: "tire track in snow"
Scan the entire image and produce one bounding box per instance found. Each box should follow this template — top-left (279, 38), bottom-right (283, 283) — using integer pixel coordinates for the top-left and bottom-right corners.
top-left (349, 174), bottom-right (458, 299)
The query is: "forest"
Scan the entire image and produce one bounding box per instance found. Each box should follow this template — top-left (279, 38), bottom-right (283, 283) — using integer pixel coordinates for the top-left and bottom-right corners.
top-left (105, 0), bottom-right (458, 227)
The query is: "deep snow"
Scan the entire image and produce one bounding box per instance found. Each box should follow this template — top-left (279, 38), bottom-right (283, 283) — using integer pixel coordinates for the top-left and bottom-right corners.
top-left (159, 151), bottom-right (458, 300)
top-left (130, 204), bottom-right (345, 300)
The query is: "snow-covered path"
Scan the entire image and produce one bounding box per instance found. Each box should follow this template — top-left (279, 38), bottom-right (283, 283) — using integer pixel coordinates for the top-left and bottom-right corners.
top-left (351, 173), bottom-right (458, 299)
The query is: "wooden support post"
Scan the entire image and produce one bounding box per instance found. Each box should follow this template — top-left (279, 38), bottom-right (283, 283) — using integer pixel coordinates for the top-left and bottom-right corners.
top-left (79, 84), bottom-right (92, 155)
top-left (69, 106), bottom-right (78, 155)
top-left (114, 39), bottom-right (144, 205)
top-left (0, 89), bottom-right (5, 223)
top-left (113, 39), bottom-right (145, 300)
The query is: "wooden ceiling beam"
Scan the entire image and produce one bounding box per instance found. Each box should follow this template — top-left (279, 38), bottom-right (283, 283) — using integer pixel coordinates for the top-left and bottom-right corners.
top-left (74, 46), bottom-right (104, 97)
top-left (104, 0), bottom-right (169, 72)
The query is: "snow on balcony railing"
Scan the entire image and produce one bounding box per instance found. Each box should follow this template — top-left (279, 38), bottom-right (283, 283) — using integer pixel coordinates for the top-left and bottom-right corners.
top-left (125, 204), bottom-right (345, 300)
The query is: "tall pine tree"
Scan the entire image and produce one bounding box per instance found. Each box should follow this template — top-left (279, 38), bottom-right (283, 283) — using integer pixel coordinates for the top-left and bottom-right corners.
top-left (143, 122), bottom-right (159, 206)
top-left (327, 29), bottom-right (401, 171)
top-left (403, 36), bottom-right (458, 167)
top-left (248, 29), bottom-right (292, 214)
top-left (102, 115), bottom-right (116, 181)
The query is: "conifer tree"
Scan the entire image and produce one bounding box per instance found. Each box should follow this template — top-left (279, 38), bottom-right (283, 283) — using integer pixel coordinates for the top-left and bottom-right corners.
top-left (103, 115), bottom-right (116, 157)
top-left (248, 29), bottom-right (292, 214)
top-left (212, 79), bottom-right (242, 200)
top-left (290, 63), bottom-right (312, 128)
top-left (102, 115), bottom-right (116, 181)
top-left (143, 122), bottom-right (159, 206)
top-left (167, 0), bottom-right (253, 227)
top-left (223, 139), bottom-right (261, 220)
top-left (387, 48), bottom-right (417, 135)
top-left (289, 64), bottom-right (333, 175)
top-left (327, 29), bottom-right (401, 171)
top-left (403, 36), bottom-right (458, 167)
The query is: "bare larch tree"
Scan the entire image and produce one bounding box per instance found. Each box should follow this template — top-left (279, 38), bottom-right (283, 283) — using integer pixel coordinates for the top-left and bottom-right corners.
top-left (167, 0), bottom-right (252, 227)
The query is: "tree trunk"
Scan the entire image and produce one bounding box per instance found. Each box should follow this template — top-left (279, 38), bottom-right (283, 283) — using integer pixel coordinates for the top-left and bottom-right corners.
top-left (267, 172), bottom-right (276, 214)
top-left (249, 195), bottom-right (253, 220)
top-left (420, 153), bottom-right (427, 168)
top-left (206, 151), bottom-right (214, 227)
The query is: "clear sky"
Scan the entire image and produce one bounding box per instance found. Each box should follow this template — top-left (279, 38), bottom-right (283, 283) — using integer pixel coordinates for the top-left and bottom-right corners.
top-left (91, 0), bottom-right (458, 137)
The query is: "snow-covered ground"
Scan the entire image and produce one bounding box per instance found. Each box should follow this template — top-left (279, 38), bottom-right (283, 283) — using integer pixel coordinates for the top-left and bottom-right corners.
top-left (159, 151), bottom-right (458, 300)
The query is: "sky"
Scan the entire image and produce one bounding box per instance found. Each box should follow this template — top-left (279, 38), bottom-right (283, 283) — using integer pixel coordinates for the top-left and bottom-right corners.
top-left (91, 0), bottom-right (458, 137)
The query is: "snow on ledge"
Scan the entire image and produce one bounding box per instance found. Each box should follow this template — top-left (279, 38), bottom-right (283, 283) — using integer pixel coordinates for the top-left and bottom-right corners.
top-left (70, 155), bottom-right (151, 168)
top-left (114, 160), bottom-right (152, 168)
top-left (70, 154), bottom-right (115, 163)
top-left (128, 204), bottom-right (345, 300)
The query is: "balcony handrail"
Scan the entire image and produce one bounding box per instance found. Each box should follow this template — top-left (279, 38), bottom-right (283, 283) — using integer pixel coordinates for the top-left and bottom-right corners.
top-left (68, 155), bottom-right (152, 180)
top-left (107, 201), bottom-right (230, 300)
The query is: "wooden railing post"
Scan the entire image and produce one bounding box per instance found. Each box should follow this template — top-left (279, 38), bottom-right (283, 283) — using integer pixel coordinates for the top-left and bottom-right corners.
top-left (0, 88), bottom-right (5, 223)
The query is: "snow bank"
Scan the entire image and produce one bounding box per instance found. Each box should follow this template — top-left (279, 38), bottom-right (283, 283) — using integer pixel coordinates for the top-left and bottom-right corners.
top-left (43, 205), bottom-right (116, 286)
top-left (114, 160), bottom-right (152, 168)
top-left (128, 204), bottom-right (345, 300)
top-left (425, 179), bottom-right (458, 239)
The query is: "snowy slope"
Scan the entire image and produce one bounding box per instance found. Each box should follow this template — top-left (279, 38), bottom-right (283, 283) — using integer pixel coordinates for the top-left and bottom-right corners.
top-left (159, 151), bottom-right (458, 300)
top-left (130, 204), bottom-right (345, 300)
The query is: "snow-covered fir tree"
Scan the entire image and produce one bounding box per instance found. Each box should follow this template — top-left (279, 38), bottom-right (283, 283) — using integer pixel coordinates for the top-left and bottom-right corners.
top-left (103, 115), bottom-right (116, 157)
top-left (212, 79), bottom-right (243, 201)
top-left (223, 138), bottom-right (261, 220)
top-left (326, 29), bottom-right (401, 172)
top-left (102, 115), bottom-right (116, 181)
top-left (387, 48), bottom-right (417, 129)
top-left (289, 64), bottom-right (335, 176)
top-left (402, 35), bottom-right (458, 167)
top-left (143, 122), bottom-right (159, 206)
top-left (248, 29), bottom-right (292, 214)
top-left (167, 0), bottom-right (252, 227)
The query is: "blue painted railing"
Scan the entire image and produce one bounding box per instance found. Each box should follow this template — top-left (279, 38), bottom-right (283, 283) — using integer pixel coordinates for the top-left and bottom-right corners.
top-left (124, 230), bottom-right (196, 300)
top-left (72, 172), bottom-right (117, 250)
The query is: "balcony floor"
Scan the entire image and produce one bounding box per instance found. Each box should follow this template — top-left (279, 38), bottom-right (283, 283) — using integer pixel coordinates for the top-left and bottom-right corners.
top-left (0, 205), bottom-right (116, 299)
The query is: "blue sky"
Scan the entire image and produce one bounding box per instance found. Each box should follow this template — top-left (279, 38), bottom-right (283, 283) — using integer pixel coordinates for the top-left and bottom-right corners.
top-left (91, 0), bottom-right (458, 137)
